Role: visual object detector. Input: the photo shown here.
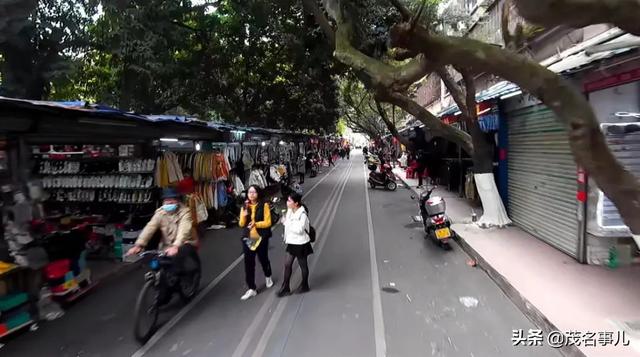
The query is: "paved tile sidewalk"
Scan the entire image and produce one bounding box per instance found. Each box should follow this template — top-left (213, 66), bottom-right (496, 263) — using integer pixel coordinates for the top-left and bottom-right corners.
top-left (394, 167), bottom-right (640, 357)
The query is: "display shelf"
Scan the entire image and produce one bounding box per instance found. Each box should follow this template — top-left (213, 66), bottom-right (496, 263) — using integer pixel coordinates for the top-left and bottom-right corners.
top-left (39, 171), bottom-right (154, 176)
top-left (34, 155), bottom-right (125, 161)
top-left (63, 282), bottom-right (98, 304)
top-left (0, 264), bottom-right (21, 279)
top-left (0, 320), bottom-right (35, 339)
top-left (45, 200), bottom-right (155, 204)
top-left (44, 187), bottom-right (154, 190)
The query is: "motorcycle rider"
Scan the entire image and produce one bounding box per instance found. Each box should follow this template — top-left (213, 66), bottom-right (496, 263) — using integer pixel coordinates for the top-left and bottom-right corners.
top-left (127, 187), bottom-right (200, 274)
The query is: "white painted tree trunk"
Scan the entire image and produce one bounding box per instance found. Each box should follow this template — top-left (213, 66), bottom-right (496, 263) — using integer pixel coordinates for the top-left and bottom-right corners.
top-left (474, 173), bottom-right (512, 228)
top-left (633, 235), bottom-right (640, 251)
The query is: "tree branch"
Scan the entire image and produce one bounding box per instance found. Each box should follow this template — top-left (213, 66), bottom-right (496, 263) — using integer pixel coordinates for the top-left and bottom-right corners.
top-left (389, 0), bottom-right (412, 21)
top-left (377, 90), bottom-right (474, 155)
top-left (391, 24), bottom-right (640, 233)
top-left (301, 0), bottom-right (336, 48)
top-left (389, 48), bottom-right (418, 61)
top-left (375, 100), bottom-right (414, 150)
top-left (513, 0), bottom-right (640, 36)
top-left (170, 20), bottom-right (200, 33)
top-left (436, 67), bottom-right (469, 116)
top-left (334, 19), bottom-right (431, 91)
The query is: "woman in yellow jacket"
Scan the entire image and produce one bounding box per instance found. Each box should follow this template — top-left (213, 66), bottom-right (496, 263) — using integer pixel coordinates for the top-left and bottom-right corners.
top-left (239, 185), bottom-right (274, 300)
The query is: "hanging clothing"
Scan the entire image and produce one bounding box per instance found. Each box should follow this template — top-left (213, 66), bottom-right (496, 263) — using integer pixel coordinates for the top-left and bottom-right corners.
top-left (270, 165), bottom-right (282, 183)
top-left (242, 150), bottom-right (254, 170)
top-left (217, 181), bottom-right (228, 209)
top-left (213, 152), bottom-right (230, 181)
top-left (232, 174), bottom-right (245, 196)
top-left (155, 152), bottom-right (184, 188)
top-left (247, 169), bottom-right (267, 189)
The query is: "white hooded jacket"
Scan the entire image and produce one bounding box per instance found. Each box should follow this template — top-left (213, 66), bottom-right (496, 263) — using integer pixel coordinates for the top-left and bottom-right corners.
top-left (283, 206), bottom-right (310, 245)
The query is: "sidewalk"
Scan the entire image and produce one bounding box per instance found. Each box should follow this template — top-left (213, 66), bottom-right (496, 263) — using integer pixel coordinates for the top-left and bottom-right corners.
top-left (394, 167), bottom-right (640, 357)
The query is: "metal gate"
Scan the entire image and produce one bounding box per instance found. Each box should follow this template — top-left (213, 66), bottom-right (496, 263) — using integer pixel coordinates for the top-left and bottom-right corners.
top-left (507, 104), bottom-right (580, 258)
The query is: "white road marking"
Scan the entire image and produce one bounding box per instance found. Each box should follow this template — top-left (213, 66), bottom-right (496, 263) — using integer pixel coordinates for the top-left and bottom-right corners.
top-left (230, 162), bottom-right (351, 357)
top-left (249, 161), bottom-right (353, 357)
top-left (364, 162), bottom-right (387, 357)
top-left (132, 163), bottom-right (340, 357)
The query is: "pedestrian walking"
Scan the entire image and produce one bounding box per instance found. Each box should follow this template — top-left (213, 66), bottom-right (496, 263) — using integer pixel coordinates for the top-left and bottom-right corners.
top-left (416, 149), bottom-right (428, 188)
top-left (297, 154), bottom-right (306, 184)
top-left (238, 185), bottom-right (274, 300)
top-left (346, 146), bottom-right (351, 160)
top-left (277, 192), bottom-right (313, 297)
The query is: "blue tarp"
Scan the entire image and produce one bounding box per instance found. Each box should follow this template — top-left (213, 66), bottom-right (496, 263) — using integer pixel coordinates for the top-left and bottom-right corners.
top-left (0, 96), bottom-right (314, 140)
top-left (438, 81), bottom-right (521, 117)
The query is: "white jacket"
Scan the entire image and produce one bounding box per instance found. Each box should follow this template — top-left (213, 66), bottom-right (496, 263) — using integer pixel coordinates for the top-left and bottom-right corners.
top-left (283, 207), bottom-right (310, 245)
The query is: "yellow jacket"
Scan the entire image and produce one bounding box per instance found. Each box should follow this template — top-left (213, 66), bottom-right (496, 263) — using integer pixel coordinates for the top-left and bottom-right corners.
top-left (239, 202), bottom-right (272, 239)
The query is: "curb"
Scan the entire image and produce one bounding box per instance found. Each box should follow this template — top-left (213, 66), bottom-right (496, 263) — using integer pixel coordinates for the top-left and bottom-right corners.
top-left (396, 172), bottom-right (585, 357)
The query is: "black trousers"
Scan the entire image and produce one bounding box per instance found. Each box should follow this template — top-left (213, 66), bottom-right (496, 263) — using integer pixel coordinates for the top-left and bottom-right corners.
top-left (173, 243), bottom-right (201, 274)
top-left (298, 172), bottom-right (305, 183)
top-left (243, 237), bottom-right (272, 290)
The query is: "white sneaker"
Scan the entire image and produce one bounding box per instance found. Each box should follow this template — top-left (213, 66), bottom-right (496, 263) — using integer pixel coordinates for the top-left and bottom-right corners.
top-left (241, 289), bottom-right (257, 301)
top-left (265, 277), bottom-right (274, 289)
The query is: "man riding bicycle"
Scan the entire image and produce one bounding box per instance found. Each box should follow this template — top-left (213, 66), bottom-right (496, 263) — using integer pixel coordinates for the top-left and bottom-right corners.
top-left (127, 188), bottom-right (200, 274)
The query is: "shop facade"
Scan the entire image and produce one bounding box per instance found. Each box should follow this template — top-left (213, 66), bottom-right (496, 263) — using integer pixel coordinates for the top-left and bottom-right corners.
top-left (0, 97), bottom-right (320, 338)
top-left (582, 62), bottom-right (640, 264)
top-left (501, 94), bottom-right (583, 259)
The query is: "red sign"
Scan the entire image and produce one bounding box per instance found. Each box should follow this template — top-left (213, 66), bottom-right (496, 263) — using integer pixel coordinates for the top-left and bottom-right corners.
top-left (584, 68), bottom-right (640, 92)
top-left (577, 167), bottom-right (586, 184)
top-left (443, 115), bottom-right (458, 125)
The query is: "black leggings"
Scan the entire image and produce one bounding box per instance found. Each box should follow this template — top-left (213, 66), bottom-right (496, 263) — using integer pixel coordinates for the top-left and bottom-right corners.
top-left (243, 238), bottom-right (272, 290)
top-left (281, 253), bottom-right (309, 290)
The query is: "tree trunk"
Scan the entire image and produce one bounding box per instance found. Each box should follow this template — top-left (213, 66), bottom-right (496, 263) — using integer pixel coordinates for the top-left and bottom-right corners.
top-left (390, 26), bottom-right (640, 234)
top-left (1, 42), bottom-right (45, 100)
top-left (468, 120), bottom-right (512, 227)
top-left (436, 65), bottom-right (512, 227)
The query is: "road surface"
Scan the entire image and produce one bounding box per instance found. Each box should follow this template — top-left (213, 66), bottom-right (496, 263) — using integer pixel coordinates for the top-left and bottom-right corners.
top-left (2, 153), bottom-right (561, 357)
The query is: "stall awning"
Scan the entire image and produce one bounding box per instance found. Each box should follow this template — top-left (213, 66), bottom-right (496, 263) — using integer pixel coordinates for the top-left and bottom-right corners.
top-left (547, 33), bottom-right (640, 74)
top-left (438, 81), bottom-right (520, 117)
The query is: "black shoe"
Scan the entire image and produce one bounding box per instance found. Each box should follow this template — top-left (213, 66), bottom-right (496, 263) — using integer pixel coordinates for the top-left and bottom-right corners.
top-left (295, 285), bottom-right (310, 294)
top-left (277, 287), bottom-right (291, 298)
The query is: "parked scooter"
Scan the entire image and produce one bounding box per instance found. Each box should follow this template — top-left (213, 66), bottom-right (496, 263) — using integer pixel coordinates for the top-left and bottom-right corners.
top-left (365, 153), bottom-right (380, 171)
top-left (411, 186), bottom-right (454, 250)
top-left (368, 163), bottom-right (397, 191)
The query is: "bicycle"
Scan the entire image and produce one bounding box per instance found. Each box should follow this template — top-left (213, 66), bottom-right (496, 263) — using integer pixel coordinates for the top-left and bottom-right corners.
top-left (133, 249), bottom-right (201, 343)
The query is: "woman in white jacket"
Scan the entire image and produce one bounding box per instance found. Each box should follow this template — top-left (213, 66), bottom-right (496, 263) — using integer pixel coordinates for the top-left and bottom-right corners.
top-left (277, 192), bottom-right (313, 297)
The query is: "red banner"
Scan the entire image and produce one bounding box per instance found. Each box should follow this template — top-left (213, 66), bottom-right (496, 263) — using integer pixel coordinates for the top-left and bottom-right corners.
top-left (584, 68), bottom-right (640, 92)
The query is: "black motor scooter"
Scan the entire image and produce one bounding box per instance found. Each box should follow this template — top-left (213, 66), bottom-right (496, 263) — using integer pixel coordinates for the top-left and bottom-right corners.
top-left (411, 186), bottom-right (454, 250)
top-left (368, 163), bottom-right (397, 191)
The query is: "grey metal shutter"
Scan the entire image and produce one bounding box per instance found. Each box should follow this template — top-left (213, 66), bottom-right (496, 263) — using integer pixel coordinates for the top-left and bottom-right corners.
top-left (599, 124), bottom-right (640, 228)
top-left (507, 104), bottom-right (580, 258)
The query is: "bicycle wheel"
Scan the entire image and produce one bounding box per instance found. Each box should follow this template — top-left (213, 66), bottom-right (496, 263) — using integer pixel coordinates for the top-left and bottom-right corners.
top-left (133, 280), bottom-right (159, 343)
